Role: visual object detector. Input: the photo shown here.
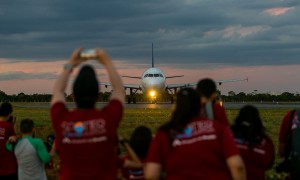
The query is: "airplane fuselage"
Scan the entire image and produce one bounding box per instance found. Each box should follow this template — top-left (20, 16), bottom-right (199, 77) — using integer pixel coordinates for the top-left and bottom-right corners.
top-left (141, 68), bottom-right (166, 97)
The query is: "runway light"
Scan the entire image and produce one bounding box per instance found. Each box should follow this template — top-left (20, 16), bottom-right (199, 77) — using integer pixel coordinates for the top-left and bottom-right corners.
top-left (149, 91), bottom-right (156, 97)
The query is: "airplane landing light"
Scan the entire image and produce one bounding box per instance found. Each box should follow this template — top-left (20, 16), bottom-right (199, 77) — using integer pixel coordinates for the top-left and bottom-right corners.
top-left (149, 91), bottom-right (156, 97)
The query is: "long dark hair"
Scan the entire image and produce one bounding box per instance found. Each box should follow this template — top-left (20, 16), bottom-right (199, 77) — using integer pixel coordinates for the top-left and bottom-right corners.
top-left (231, 105), bottom-right (267, 147)
top-left (159, 88), bottom-right (200, 133)
top-left (130, 126), bottom-right (152, 159)
top-left (73, 65), bottom-right (99, 109)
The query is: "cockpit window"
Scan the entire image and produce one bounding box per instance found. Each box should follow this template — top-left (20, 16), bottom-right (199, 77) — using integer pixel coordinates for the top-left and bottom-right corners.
top-left (144, 73), bottom-right (163, 78)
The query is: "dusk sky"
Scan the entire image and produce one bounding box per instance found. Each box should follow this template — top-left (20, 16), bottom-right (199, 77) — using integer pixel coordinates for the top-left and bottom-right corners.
top-left (0, 0), bottom-right (300, 95)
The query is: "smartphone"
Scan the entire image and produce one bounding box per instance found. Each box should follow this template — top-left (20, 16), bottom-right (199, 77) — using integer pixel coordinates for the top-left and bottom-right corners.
top-left (80, 49), bottom-right (97, 60)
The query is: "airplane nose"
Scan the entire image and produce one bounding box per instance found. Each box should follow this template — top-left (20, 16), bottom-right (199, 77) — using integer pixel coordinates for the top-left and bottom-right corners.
top-left (148, 80), bottom-right (164, 89)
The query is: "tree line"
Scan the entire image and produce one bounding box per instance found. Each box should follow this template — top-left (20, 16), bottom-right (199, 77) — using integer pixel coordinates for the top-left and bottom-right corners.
top-left (0, 90), bottom-right (113, 102)
top-left (0, 90), bottom-right (299, 102)
top-left (221, 91), bottom-right (300, 102)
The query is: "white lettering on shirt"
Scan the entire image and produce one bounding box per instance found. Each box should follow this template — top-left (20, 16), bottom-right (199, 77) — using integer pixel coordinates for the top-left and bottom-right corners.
top-left (237, 144), bottom-right (266, 155)
top-left (188, 121), bottom-right (215, 136)
top-left (173, 134), bottom-right (217, 147)
top-left (62, 136), bottom-right (107, 144)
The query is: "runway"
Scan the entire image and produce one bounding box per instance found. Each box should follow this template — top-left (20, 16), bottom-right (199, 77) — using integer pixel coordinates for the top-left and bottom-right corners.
top-left (121, 102), bottom-right (300, 109)
top-left (14, 102), bottom-right (300, 110)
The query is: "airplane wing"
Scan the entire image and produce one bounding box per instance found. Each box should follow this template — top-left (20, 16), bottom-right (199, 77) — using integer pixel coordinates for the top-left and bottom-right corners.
top-left (121, 76), bottom-right (142, 79)
top-left (99, 82), bottom-right (141, 90)
top-left (166, 78), bottom-right (248, 89)
top-left (215, 78), bottom-right (248, 85)
top-left (166, 83), bottom-right (197, 89)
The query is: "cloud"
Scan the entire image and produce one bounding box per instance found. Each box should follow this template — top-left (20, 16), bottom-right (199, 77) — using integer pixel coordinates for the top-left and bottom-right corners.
top-left (0, 0), bottom-right (299, 67)
top-left (0, 71), bottom-right (57, 81)
top-left (264, 7), bottom-right (295, 16)
top-left (204, 25), bottom-right (271, 39)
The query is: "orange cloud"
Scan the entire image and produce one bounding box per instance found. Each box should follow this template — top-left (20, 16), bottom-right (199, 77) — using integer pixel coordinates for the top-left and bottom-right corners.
top-left (204, 25), bottom-right (271, 39)
top-left (264, 7), bottom-right (294, 16)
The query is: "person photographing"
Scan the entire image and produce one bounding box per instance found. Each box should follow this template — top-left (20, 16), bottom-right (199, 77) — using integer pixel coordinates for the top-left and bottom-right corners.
top-left (50, 48), bottom-right (125, 180)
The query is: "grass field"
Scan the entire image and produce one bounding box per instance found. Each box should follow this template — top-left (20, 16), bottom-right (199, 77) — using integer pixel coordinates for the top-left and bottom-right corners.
top-left (10, 103), bottom-right (291, 179)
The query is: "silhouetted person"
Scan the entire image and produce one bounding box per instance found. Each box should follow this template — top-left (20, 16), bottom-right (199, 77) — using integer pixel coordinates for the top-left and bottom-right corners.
top-left (278, 109), bottom-right (300, 179)
top-left (232, 105), bottom-right (274, 180)
top-left (145, 88), bottom-right (245, 180)
top-left (1, 102), bottom-right (17, 131)
top-left (50, 48), bottom-right (125, 179)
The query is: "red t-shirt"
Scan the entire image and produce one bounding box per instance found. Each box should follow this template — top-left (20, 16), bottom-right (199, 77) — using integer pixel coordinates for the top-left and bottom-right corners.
top-left (235, 136), bottom-right (274, 180)
top-left (146, 118), bottom-right (239, 180)
top-left (279, 111), bottom-right (294, 144)
top-left (51, 99), bottom-right (123, 180)
top-left (213, 103), bottom-right (229, 126)
top-left (0, 121), bottom-right (17, 175)
top-left (201, 103), bottom-right (229, 126)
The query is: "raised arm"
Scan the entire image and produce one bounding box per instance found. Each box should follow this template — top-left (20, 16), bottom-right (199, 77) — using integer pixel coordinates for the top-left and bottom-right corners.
top-left (95, 49), bottom-right (125, 104)
top-left (51, 48), bottom-right (124, 105)
top-left (226, 155), bottom-right (246, 180)
top-left (51, 48), bottom-right (84, 105)
top-left (119, 136), bottom-right (141, 164)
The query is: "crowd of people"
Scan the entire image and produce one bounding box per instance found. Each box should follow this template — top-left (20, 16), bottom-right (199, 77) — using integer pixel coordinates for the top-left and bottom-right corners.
top-left (0, 48), bottom-right (299, 179)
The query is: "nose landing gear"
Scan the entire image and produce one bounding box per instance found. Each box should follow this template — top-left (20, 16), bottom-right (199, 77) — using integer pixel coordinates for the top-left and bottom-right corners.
top-left (127, 97), bottom-right (137, 104)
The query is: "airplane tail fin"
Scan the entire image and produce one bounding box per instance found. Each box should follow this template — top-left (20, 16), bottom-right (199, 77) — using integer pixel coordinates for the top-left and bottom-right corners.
top-left (152, 43), bottom-right (154, 68)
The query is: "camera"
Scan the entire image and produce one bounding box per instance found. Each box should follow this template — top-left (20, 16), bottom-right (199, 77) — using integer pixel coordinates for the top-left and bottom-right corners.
top-left (7, 116), bottom-right (16, 124)
top-left (79, 49), bottom-right (97, 60)
top-left (44, 134), bottom-right (55, 152)
top-left (275, 159), bottom-right (291, 173)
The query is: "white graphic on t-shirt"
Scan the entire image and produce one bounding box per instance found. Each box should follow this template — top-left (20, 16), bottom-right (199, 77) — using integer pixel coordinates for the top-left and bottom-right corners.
top-left (61, 119), bottom-right (106, 137)
top-left (0, 127), bottom-right (5, 137)
top-left (62, 136), bottom-right (107, 144)
top-left (173, 121), bottom-right (217, 147)
top-left (189, 121), bottom-right (215, 135)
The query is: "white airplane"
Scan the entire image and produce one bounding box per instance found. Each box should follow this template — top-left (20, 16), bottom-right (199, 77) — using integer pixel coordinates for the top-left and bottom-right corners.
top-left (100, 44), bottom-right (248, 104)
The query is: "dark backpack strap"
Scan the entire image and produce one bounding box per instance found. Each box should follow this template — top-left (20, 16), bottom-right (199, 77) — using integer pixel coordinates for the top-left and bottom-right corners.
top-left (285, 110), bottom-right (296, 158)
top-left (291, 110), bottom-right (300, 179)
top-left (168, 129), bottom-right (178, 148)
top-left (205, 102), bottom-right (214, 120)
top-left (11, 142), bottom-right (16, 153)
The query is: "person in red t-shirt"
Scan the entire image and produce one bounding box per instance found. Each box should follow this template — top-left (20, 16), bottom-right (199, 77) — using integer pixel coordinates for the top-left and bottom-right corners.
top-left (231, 105), bottom-right (275, 180)
top-left (0, 102), bottom-right (18, 180)
top-left (278, 110), bottom-right (294, 158)
top-left (196, 78), bottom-right (229, 126)
top-left (1, 102), bottom-right (17, 132)
top-left (50, 48), bottom-right (125, 180)
top-left (277, 110), bottom-right (296, 178)
top-left (145, 88), bottom-right (246, 180)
